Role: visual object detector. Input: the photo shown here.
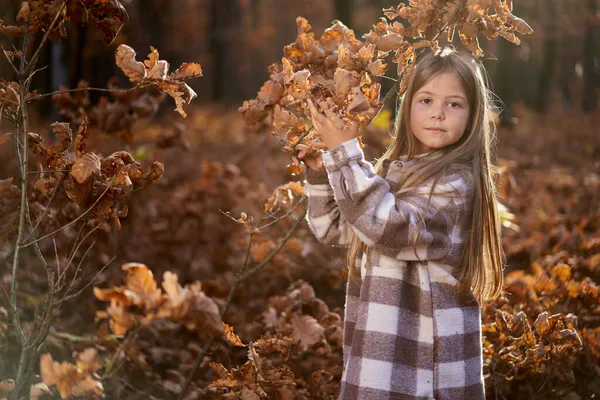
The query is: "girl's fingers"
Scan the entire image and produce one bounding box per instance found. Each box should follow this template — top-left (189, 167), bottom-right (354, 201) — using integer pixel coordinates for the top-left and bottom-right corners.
top-left (297, 149), bottom-right (307, 159)
top-left (291, 156), bottom-right (300, 166)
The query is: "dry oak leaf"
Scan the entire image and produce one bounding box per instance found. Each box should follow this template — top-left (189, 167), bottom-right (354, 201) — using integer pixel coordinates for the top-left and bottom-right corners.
top-left (170, 62), bottom-right (203, 80)
top-left (71, 374), bottom-right (104, 398)
top-left (291, 315), bottom-right (325, 349)
top-left (76, 348), bottom-right (101, 374)
top-left (70, 152), bottom-right (101, 183)
top-left (224, 322), bottom-right (246, 347)
top-left (30, 383), bottom-right (52, 400)
top-left (40, 354), bottom-right (81, 399)
top-left (115, 45), bottom-right (146, 83)
top-left (94, 262), bottom-right (163, 311)
top-left (158, 272), bottom-right (223, 338)
top-left (251, 238), bottom-right (276, 263)
top-left (101, 299), bottom-right (137, 335)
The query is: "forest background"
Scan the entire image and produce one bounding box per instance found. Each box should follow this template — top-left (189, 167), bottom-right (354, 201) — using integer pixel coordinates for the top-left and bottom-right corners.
top-left (0, 0), bottom-right (599, 399)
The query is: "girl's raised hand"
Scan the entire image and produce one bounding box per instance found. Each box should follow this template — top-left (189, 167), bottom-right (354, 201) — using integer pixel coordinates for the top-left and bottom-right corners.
top-left (307, 99), bottom-right (360, 150)
top-left (292, 144), bottom-right (324, 171)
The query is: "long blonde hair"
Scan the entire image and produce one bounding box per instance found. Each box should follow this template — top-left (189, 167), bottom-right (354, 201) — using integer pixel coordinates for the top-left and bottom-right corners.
top-left (347, 47), bottom-right (504, 304)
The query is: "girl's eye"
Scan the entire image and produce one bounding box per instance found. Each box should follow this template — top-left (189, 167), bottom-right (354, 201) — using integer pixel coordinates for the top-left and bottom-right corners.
top-left (449, 101), bottom-right (461, 108)
top-left (420, 98), bottom-right (431, 104)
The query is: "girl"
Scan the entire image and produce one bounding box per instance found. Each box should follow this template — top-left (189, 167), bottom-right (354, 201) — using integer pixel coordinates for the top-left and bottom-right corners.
top-left (296, 47), bottom-right (503, 399)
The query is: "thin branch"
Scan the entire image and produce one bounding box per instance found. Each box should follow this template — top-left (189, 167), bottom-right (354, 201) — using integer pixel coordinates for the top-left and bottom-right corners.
top-left (57, 223), bottom-right (104, 291)
top-left (27, 169), bottom-right (69, 175)
top-left (58, 221), bottom-right (86, 289)
top-left (61, 255), bottom-right (116, 301)
top-left (290, 127), bottom-right (315, 152)
top-left (257, 195), bottom-right (306, 231)
top-left (239, 206), bottom-right (307, 281)
top-left (20, 174), bottom-right (119, 248)
top-left (22, 177), bottom-right (63, 243)
top-left (9, 108), bottom-right (28, 349)
top-left (25, 2), bottom-right (66, 76)
top-left (178, 205), bottom-right (308, 399)
top-left (24, 65), bottom-right (48, 87)
top-left (0, 45), bottom-right (19, 76)
top-left (31, 84), bottom-right (153, 102)
top-left (178, 231), bottom-right (256, 400)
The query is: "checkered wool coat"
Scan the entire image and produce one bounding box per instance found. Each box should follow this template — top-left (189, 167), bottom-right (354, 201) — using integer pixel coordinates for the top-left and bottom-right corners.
top-left (305, 138), bottom-right (485, 400)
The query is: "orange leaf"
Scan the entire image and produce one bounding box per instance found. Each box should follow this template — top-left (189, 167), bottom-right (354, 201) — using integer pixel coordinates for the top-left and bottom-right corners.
top-left (40, 354), bottom-right (81, 399)
top-left (170, 62), bottom-right (203, 80)
top-left (70, 152), bottom-right (101, 184)
top-left (223, 323), bottom-right (245, 347)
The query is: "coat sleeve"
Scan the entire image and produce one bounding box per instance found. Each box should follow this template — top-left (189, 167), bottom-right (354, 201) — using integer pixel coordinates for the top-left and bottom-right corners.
top-left (304, 167), bottom-right (352, 247)
top-left (321, 138), bottom-right (473, 261)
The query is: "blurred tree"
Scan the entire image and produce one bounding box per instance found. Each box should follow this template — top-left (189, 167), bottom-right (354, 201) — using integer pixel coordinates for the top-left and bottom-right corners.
top-left (335, 0), bottom-right (354, 27)
top-left (534, 0), bottom-right (558, 113)
top-left (583, 0), bottom-right (600, 111)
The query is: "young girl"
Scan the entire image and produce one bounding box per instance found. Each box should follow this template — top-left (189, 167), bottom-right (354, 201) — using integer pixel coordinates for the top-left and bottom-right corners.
top-left (296, 47), bottom-right (504, 399)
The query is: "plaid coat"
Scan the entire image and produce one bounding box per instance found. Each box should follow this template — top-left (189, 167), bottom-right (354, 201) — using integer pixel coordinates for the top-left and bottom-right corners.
top-left (305, 138), bottom-right (485, 400)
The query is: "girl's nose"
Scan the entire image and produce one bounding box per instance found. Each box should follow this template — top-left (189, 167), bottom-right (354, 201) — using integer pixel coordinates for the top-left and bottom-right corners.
top-left (430, 105), bottom-right (444, 120)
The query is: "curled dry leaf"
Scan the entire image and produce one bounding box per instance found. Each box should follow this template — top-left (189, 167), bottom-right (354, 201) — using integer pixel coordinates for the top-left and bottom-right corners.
top-left (30, 382), bottom-right (52, 400)
top-left (70, 152), bottom-right (101, 184)
top-left (291, 315), bottom-right (325, 349)
top-left (224, 322), bottom-right (246, 347)
top-left (264, 181), bottom-right (306, 214)
top-left (40, 353), bottom-right (82, 399)
top-left (115, 45), bottom-right (202, 117)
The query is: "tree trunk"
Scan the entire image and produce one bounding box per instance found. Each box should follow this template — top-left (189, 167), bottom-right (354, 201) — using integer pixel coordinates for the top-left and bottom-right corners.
top-left (334, 0), bottom-right (353, 28)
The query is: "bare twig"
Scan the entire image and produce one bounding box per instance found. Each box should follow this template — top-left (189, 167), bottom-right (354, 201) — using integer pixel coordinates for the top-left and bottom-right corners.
top-left (27, 169), bottom-right (69, 174)
top-left (31, 84), bottom-right (153, 101)
top-left (62, 255), bottom-right (116, 301)
top-left (0, 45), bottom-right (19, 76)
top-left (178, 205), bottom-right (308, 399)
top-left (22, 176), bottom-right (63, 243)
top-left (20, 174), bottom-right (119, 248)
top-left (258, 195), bottom-right (306, 231)
top-left (25, 2), bottom-right (66, 76)
top-left (57, 222), bottom-right (104, 291)
top-left (240, 207), bottom-right (307, 281)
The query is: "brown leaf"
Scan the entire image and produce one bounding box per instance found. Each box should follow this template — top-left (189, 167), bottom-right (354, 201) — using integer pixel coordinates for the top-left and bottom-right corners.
top-left (71, 375), bottom-right (104, 397)
top-left (70, 152), bottom-right (101, 184)
top-left (144, 46), bottom-right (160, 69)
top-left (291, 315), bottom-right (325, 349)
top-left (115, 45), bottom-right (146, 83)
top-left (16, 2), bottom-right (31, 23)
top-left (122, 262), bottom-right (163, 311)
top-left (49, 122), bottom-right (72, 153)
top-left (76, 348), bottom-right (101, 374)
top-left (82, 0), bottom-right (129, 44)
top-left (40, 353), bottom-right (81, 399)
top-left (145, 161), bottom-right (165, 183)
top-left (74, 118), bottom-right (90, 157)
top-left (223, 323), bottom-right (245, 347)
top-left (170, 62), bottom-right (203, 80)
top-left (30, 382), bottom-right (52, 400)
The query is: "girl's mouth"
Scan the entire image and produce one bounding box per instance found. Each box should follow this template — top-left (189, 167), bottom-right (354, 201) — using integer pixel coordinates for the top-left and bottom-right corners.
top-left (425, 127), bottom-right (446, 134)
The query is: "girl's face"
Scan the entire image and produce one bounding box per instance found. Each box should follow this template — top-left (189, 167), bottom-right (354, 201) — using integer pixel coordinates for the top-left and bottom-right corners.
top-left (409, 71), bottom-right (470, 154)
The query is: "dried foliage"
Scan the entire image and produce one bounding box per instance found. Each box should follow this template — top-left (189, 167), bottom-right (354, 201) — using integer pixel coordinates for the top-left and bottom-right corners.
top-left (27, 118), bottom-right (164, 230)
top-left (240, 1), bottom-right (532, 157)
top-left (2, 2), bottom-right (600, 400)
top-left (94, 263), bottom-right (224, 339)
